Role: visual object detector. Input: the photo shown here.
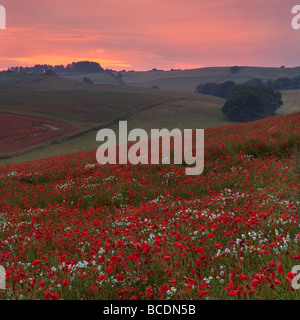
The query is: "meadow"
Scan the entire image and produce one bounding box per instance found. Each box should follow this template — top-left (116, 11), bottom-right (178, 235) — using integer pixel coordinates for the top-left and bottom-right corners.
top-left (0, 111), bottom-right (299, 300)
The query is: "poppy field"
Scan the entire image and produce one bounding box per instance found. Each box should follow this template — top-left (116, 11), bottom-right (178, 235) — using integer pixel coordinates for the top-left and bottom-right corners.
top-left (0, 113), bottom-right (78, 158)
top-left (0, 112), bottom-right (299, 300)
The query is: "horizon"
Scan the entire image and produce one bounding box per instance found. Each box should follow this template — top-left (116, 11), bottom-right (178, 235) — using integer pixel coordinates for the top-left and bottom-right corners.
top-left (2, 61), bottom-right (300, 73)
top-left (1, 1), bottom-right (300, 71)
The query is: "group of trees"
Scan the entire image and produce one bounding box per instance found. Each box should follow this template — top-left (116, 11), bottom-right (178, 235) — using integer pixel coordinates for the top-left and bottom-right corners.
top-left (195, 75), bottom-right (300, 99)
top-left (195, 74), bottom-right (292, 122)
top-left (221, 85), bottom-right (283, 122)
top-left (195, 81), bottom-right (238, 99)
top-left (7, 61), bottom-right (104, 75)
top-left (244, 76), bottom-right (300, 90)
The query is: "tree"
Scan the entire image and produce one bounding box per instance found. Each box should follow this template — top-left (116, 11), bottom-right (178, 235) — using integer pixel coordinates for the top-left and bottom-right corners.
top-left (83, 77), bottom-right (94, 84)
top-left (221, 85), bottom-right (283, 122)
top-left (217, 81), bottom-right (237, 98)
top-left (230, 66), bottom-right (240, 73)
top-left (244, 78), bottom-right (264, 87)
top-left (44, 69), bottom-right (57, 76)
top-left (195, 82), bottom-right (218, 96)
top-left (195, 81), bottom-right (237, 98)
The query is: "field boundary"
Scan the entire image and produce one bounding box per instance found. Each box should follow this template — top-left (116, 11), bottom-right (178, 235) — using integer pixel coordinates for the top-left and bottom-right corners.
top-left (0, 98), bottom-right (180, 160)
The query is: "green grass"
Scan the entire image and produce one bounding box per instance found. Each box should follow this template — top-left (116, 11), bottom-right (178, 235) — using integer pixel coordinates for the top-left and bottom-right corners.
top-left (280, 89), bottom-right (300, 114)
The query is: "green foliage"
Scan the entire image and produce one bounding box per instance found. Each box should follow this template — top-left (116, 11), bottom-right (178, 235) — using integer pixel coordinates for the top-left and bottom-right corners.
top-left (44, 69), bottom-right (57, 76)
top-left (82, 77), bottom-right (94, 84)
top-left (245, 77), bottom-right (300, 90)
top-left (195, 80), bottom-right (237, 98)
top-left (196, 74), bottom-right (300, 100)
top-left (221, 85), bottom-right (283, 122)
top-left (230, 66), bottom-right (240, 73)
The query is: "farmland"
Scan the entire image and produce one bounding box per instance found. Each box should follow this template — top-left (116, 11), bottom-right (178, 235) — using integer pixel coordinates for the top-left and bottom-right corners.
top-left (0, 72), bottom-right (228, 163)
top-left (0, 73), bottom-right (182, 159)
top-left (0, 112), bottom-right (299, 300)
top-left (64, 66), bottom-right (300, 93)
top-left (1, 70), bottom-right (299, 165)
top-left (0, 113), bottom-right (78, 158)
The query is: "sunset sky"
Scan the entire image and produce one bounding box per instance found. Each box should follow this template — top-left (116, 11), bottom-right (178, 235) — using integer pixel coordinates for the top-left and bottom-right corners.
top-left (1, 0), bottom-right (300, 71)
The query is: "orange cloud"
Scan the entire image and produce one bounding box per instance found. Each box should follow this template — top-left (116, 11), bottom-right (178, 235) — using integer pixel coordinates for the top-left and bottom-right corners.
top-left (0, 0), bottom-right (298, 70)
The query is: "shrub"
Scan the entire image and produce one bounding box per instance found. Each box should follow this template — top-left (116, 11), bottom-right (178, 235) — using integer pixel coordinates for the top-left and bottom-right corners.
top-left (221, 85), bottom-right (283, 122)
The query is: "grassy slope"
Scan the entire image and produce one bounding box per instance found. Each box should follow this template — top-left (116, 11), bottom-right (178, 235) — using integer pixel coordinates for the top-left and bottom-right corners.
top-left (0, 74), bottom-right (172, 126)
top-left (280, 89), bottom-right (300, 114)
top-left (0, 112), bottom-right (299, 300)
top-left (1, 70), bottom-right (299, 165)
top-left (0, 74), bottom-right (228, 165)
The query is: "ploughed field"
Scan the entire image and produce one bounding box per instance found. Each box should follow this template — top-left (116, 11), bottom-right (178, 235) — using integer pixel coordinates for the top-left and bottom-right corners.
top-left (0, 112), bottom-right (299, 300)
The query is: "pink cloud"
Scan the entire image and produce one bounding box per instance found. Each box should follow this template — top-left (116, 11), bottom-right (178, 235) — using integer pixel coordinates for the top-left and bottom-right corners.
top-left (0, 0), bottom-right (299, 70)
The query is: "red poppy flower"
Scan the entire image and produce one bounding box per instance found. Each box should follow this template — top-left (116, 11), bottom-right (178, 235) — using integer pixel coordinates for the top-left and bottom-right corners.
top-left (116, 274), bottom-right (125, 281)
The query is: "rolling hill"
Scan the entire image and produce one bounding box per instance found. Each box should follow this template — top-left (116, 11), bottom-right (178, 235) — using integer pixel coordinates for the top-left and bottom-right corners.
top-left (0, 72), bottom-right (228, 165)
top-left (0, 70), bottom-right (299, 300)
top-left (0, 111), bottom-right (299, 300)
top-left (1, 66), bottom-right (300, 165)
top-left (63, 66), bottom-right (300, 93)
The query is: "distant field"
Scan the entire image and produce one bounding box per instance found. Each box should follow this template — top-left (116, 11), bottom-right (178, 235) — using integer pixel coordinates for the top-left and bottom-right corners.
top-left (0, 73), bottom-right (227, 165)
top-left (63, 66), bottom-right (300, 92)
top-left (1, 70), bottom-right (299, 165)
top-left (0, 92), bottom-right (227, 165)
top-left (62, 72), bottom-right (121, 85)
top-left (0, 113), bottom-right (78, 158)
top-left (0, 76), bottom-right (172, 125)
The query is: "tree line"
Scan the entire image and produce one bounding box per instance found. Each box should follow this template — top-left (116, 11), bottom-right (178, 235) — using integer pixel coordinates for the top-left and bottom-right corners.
top-left (221, 85), bottom-right (283, 122)
top-left (193, 71), bottom-right (286, 122)
top-left (7, 61), bottom-right (104, 75)
top-left (195, 75), bottom-right (300, 99)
